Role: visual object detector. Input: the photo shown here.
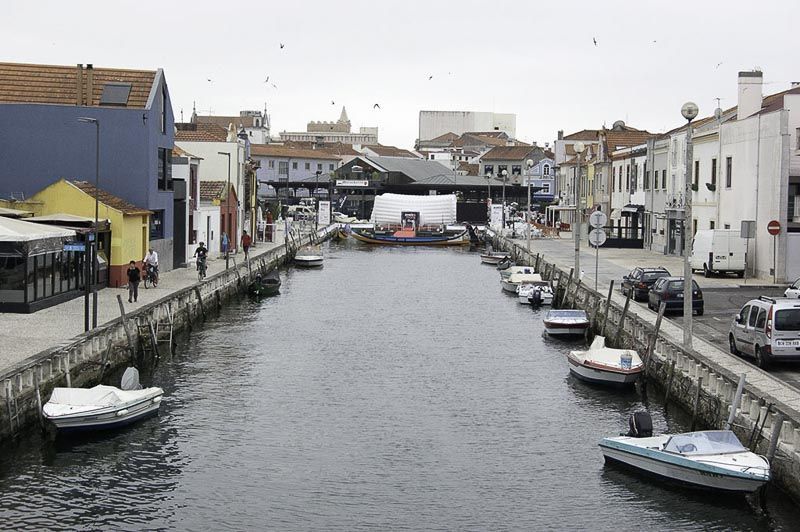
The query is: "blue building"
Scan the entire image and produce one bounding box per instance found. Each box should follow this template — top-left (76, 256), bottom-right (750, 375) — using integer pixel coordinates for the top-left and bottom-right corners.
top-left (0, 62), bottom-right (177, 269)
top-left (526, 157), bottom-right (556, 203)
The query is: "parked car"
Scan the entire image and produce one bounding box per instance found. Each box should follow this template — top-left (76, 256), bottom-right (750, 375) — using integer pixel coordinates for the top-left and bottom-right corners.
top-left (785, 278), bottom-right (800, 299)
top-left (622, 267), bottom-right (671, 301)
top-left (690, 229), bottom-right (746, 277)
top-left (333, 211), bottom-right (358, 223)
top-left (647, 277), bottom-right (704, 315)
top-left (729, 296), bottom-right (800, 368)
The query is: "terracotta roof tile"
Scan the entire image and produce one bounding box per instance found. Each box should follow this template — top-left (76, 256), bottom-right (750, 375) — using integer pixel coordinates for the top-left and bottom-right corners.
top-left (249, 144), bottom-right (341, 161)
top-left (363, 144), bottom-right (420, 158)
top-left (0, 62), bottom-right (156, 108)
top-left (481, 145), bottom-right (541, 161)
top-left (175, 122), bottom-right (228, 142)
top-left (279, 140), bottom-right (360, 157)
top-left (563, 130), bottom-right (600, 141)
top-left (199, 181), bottom-right (230, 202)
top-left (68, 181), bottom-right (151, 215)
top-left (428, 132), bottom-right (459, 142)
top-left (458, 162), bottom-right (479, 176)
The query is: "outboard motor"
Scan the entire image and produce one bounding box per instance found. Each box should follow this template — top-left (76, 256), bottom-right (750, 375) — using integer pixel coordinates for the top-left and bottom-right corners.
top-left (529, 288), bottom-right (543, 308)
top-left (465, 223), bottom-right (479, 243)
top-left (626, 412), bottom-right (653, 438)
top-left (120, 367), bottom-right (142, 391)
top-left (497, 257), bottom-right (512, 271)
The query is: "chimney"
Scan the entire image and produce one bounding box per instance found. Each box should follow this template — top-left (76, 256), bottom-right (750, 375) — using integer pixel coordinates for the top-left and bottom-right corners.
top-left (792, 82), bottom-right (800, 88)
top-left (737, 70), bottom-right (763, 120)
top-left (85, 64), bottom-right (94, 106)
top-left (557, 130), bottom-right (564, 140)
top-left (76, 64), bottom-right (84, 106)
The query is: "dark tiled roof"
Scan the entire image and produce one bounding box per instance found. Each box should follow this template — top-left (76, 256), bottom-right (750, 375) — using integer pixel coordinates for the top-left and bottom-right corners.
top-left (563, 130), bottom-right (600, 141)
top-left (363, 144), bottom-right (420, 158)
top-left (69, 181), bottom-right (151, 215)
top-left (458, 162), bottom-right (479, 176)
top-left (0, 62), bottom-right (156, 108)
top-left (249, 144), bottom-right (341, 161)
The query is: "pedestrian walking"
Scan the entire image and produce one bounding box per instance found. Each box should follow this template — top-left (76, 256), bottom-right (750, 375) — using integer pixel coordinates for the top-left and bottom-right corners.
top-left (126, 260), bottom-right (140, 303)
top-left (241, 230), bottom-right (252, 259)
top-left (221, 232), bottom-right (229, 255)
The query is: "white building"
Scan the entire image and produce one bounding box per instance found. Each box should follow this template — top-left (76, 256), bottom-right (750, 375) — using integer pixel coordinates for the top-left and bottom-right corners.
top-left (418, 110), bottom-right (516, 142)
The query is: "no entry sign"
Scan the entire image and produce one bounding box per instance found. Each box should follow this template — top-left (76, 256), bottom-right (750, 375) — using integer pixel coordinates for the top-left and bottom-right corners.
top-left (767, 220), bottom-right (781, 236)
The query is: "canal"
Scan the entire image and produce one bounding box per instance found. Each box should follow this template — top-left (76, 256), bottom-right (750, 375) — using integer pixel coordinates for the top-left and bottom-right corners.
top-left (1, 240), bottom-right (799, 530)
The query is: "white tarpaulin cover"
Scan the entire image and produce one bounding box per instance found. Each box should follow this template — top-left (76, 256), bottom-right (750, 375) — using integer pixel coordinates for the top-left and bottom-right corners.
top-left (44, 385), bottom-right (160, 416)
top-left (0, 216), bottom-right (75, 242)
top-left (370, 193), bottom-right (457, 225)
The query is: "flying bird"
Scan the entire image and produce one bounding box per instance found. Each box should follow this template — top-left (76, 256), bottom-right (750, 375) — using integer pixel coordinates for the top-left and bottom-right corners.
top-left (264, 76), bottom-right (269, 83)
top-left (373, 103), bottom-right (381, 109)
top-left (592, 37), bottom-right (597, 46)
top-left (428, 75), bottom-right (433, 80)
top-left (207, 78), bottom-right (212, 82)
top-left (271, 83), bottom-right (277, 89)
top-left (280, 43), bottom-right (285, 49)
top-left (715, 61), bottom-right (723, 69)
top-left (331, 100), bottom-right (335, 105)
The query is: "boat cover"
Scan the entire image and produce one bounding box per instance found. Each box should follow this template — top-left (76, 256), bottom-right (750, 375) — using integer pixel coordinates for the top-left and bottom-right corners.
top-left (573, 336), bottom-right (642, 368)
top-left (370, 193), bottom-right (457, 226)
top-left (45, 385), bottom-right (159, 416)
top-left (664, 430), bottom-right (747, 455)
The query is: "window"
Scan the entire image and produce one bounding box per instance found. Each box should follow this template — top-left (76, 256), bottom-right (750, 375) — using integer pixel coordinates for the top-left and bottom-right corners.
top-left (543, 164), bottom-right (550, 176)
top-left (710, 221), bottom-right (715, 229)
top-left (305, 162), bottom-right (310, 170)
top-left (484, 165), bottom-right (494, 175)
top-left (626, 165), bottom-right (630, 191)
top-left (739, 305), bottom-right (751, 324)
top-left (662, 170), bottom-right (667, 190)
top-left (157, 148), bottom-right (172, 190)
top-left (725, 156), bottom-right (732, 188)
top-left (797, 128), bottom-right (800, 150)
top-left (724, 224), bottom-right (730, 229)
top-left (292, 162), bottom-right (298, 170)
top-left (612, 169), bottom-right (616, 192)
top-left (268, 160), bottom-right (274, 168)
top-left (694, 160), bottom-right (699, 188)
top-left (512, 165), bottom-right (522, 176)
top-left (99, 82), bottom-right (132, 106)
top-left (541, 182), bottom-right (551, 194)
top-left (755, 308), bottom-right (767, 329)
top-left (278, 161), bottom-right (288, 176)
top-left (150, 210), bottom-right (165, 240)
top-left (317, 163), bottom-right (323, 171)
top-left (748, 306), bottom-right (760, 327)
top-left (498, 165), bottom-right (507, 176)
top-left (644, 170), bottom-right (650, 190)
top-left (711, 158), bottom-right (717, 186)
top-left (329, 164), bottom-right (334, 171)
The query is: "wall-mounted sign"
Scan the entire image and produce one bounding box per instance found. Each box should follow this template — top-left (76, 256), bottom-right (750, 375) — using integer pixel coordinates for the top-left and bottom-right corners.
top-left (336, 180), bottom-right (369, 187)
top-left (317, 201), bottom-right (331, 225)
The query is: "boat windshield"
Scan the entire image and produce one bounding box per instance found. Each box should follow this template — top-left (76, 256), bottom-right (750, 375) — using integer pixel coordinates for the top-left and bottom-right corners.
top-left (663, 430), bottom-right (746, 455)
top-left (547, 310), bottom-right (587, 318)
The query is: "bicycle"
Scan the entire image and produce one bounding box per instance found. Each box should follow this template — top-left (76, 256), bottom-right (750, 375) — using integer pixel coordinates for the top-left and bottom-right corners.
top-left (197, 257), bottom-right (207, 281)
top-left (143, 263), bottom-right (159, 288)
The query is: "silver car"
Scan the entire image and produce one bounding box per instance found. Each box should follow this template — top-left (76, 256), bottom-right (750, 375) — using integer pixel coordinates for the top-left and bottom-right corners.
top-left (785, 278), bottom-right (800, 299)
top-left (729, 296), bottom-right (800, 368)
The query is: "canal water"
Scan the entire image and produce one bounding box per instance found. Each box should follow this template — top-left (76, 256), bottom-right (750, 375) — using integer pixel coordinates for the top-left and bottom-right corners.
top-left (1, 241), bottom-right (799, 530)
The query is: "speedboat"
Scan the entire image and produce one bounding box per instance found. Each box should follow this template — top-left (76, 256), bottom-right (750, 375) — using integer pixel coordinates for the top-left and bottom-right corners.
top-left (294, 246), bottom-right (324, 267)
top-left (500, 265), bottom-right (535, 281)
top-left (501, 272), bottom-right (542, 293)
top-left (600, 413), bottom-right (770, 492)
top-left (517, 282), bottom-right (554, 306)
top-left (567, 336), bottom-right (643, 386)
top-left (543, 309), bottom-right (590, 336)
top-left (480, 251), bottom-right (509, 265)
top-left (43, 367), bottom-right (163, 433)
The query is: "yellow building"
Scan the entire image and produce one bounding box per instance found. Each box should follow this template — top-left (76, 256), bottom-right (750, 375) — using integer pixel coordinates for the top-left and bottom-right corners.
top-left (2, 179), bottom-right (151, 287)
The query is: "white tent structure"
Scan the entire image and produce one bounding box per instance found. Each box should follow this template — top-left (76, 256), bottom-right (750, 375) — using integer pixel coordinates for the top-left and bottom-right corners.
top-left (0, 215), bottom-right (75, 248)
top-left (370, 193), bottom-right (457, 226)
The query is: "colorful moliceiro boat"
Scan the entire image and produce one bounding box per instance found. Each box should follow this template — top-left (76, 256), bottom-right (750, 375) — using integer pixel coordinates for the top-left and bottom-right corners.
top-left (567, 336), bottom-right (643, 386)
top-left (350, 193), bottom-right (469, 246)
top-left (600, 424), bottom-right (770, 492)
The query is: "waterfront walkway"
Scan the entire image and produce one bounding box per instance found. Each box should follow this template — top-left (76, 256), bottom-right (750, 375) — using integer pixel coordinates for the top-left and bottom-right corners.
top-left (0, 232), bottom-right (287, 371)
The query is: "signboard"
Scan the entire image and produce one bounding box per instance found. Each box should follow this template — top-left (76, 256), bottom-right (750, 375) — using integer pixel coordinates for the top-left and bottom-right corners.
top-left (588, 229), bottom-right (607, 247)
top-left (740, 220), bottom-right (756, 239)
top-left (336, 179), bottom-right (369, 187)
top-left (490, 204), bottom-right (504, 229)
top-left (63, 242), bottom-right (86, 252)
top-left (589, 211), bottom-right (608, 229)
top-left (317, 200), bottom-right (331, 225)
top-left (401, 211), bottom-right (420, 229)
top-left (767, 220), bottom-right (781, 236)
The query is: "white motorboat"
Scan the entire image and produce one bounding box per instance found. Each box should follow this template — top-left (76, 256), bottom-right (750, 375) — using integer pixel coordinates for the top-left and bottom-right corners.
top-left (500, 265), bottom-right (535, 282)
top-left (501, 272), bottom-right (541, 293)
top-left (517, 281), bottom-right (554, 305)
top-left (600, 414), bottom-right (770, 492)
top-left (542, 309), bottom-right (590, 336)
top-left (567, 336), bottom-right (643, 386)
top-left (294, 246), bottom-right (324, 267)
top-left (43, 368), bottom-right (163, 433)
top-left (480, 252), bottom-right (509, 265)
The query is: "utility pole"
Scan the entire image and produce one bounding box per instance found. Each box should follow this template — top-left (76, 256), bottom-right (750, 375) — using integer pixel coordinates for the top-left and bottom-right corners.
top-left (681, 102), bottom-right (699, 349)
top-left (573, 142), bottom-right (586, 276)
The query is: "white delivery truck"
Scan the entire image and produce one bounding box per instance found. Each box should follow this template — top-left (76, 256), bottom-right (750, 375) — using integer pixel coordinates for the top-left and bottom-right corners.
top-left (690, 229), bottom-right (746, 277)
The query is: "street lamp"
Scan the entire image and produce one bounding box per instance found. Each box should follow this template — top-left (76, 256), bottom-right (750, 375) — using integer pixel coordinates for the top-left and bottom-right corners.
top-left (501, 169), bottom-right (508, 229)
top-left (526, 158), bottom-right (534, 253)
top-left (681, 101), bottom-right (699, 349)
top-left (314, 170), bottom-right (322, 230)
top-left (573, 141), bottom-right (586, 276)
top-left (484, 172), bottom-right (493, 225)
top-left (218, 151), bottom-right (231, 268)
top-left (78, 117), bottom-right (99, 330)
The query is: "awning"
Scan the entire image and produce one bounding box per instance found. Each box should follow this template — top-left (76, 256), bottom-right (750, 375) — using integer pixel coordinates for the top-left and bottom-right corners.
top-left (622, 204), bottom-right (644, 213)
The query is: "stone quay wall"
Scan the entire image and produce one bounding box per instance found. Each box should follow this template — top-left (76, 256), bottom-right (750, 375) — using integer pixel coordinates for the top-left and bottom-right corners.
top-left (0, 225), bottom-right (338, 443)
top-left (492, 233), bottom-right (800, 501)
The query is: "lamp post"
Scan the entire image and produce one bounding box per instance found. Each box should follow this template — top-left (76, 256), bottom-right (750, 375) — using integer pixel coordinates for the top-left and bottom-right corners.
top-left (78, 117), bottom-right (99, 329)
top-left (681, 101), bottom-right (699, 349)
top-left (314, 170), bottom-right (322, 230)
top-left (526, 158), bottom-right (534, 253)
top-left (573, 141), bottom-right (586, 276)
top-left (218, 151), bottom-right (231, 268)
top-left (501, 169), bottom-right (508, 229)
top-left (485, 172), bottom-right (492, 224)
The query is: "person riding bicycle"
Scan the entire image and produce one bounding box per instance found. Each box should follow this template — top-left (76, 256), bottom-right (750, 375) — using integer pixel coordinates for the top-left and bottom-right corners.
top-left (193, 242), bottom-right (209, 273)
top-left (143, 248), bottom-right (159, 284)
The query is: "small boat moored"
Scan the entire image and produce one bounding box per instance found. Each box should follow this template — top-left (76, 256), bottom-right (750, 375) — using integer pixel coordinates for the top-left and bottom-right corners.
top-left (501, 272), bottom-right (542, 293)
top-left (567, 336), bottom-right (643, 386)
top-left (542, 309), bottom-right (590, 336)
top-left (517, 282), bottom-right (554, 306)
top-left (480, 251), bottom-right (509, 265)
top-left (600, 412), bottom-right (770, 492)
top-left (43, 367), bottom-right (163, 433)
top-left (294, 246), bottom-right (324, 267)
top-left (249, 273), bottom-right (281, 296)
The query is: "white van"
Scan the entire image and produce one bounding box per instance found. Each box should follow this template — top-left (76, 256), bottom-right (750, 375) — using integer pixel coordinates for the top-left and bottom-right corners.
top-left (690, 229), bottom-right (746, 277)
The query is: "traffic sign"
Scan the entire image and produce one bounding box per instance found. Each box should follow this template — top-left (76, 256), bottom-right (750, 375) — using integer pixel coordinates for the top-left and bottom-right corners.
top-left (767, 220), bottom-right (781, 236)
top-left (63, 243), bottom-right (86, 252)
top-left (740, 220), bottom-right (756, 239)
top-left (589, 210), bottom-right (608, 229)
top-left (588, 228), bottom-right (607, 247)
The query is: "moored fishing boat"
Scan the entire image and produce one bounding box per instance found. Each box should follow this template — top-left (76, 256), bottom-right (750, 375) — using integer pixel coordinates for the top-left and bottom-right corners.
top-left (295, 246), bottom-right (324, 267)
top-left (480, 251), bottom-right (509, 264)
top-left (567, 336), bottom-right (642, 386)
top-left (249, 274), bottom-right (281, 296)
top-left (501, 272), bottom-right (541, 293)
top-left (517, 282), bottom-right (554, 305)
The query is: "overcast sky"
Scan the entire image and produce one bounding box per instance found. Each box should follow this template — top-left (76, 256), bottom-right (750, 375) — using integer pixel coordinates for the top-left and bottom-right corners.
top-left (4, 1), bottom-right (798, 147)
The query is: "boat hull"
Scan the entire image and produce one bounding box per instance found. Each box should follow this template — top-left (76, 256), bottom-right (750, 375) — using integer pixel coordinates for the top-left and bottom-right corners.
top-left (481, 254), bottom-right (508, 264)
top-left (294, 257), bottom-right (323, 267)
top-left (500, 280), bottom-right (520, 293)
top-left (45, 395), bottom-right (163, 433)
top-left (600, 440), bottom-right (769, 492)
top-left (567, 355), bottom-right (641, 386)
top-left (543, 322), bottom-right (590, 336)
top-left (352, 229), bottom-right (469, 246)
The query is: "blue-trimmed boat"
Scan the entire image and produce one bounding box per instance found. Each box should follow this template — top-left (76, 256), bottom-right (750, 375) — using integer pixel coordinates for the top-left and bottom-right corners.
top-left (350, 226), bottom-right (470, 246)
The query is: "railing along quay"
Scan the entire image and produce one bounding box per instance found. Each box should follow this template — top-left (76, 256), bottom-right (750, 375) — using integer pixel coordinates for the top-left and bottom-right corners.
top-left (489, 230), bottom-right (800, 501)
top-left (1, 224), bottom-right (338, 443)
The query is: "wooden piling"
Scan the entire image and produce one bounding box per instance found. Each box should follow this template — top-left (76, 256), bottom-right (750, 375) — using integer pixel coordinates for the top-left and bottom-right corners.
top-left (767, 413), bottom-right (786, 461)
top-left (601, 280), bottom-right (614, 336)
top-left (690, 377), bottom-right (703, 431)
top-left (193, 286), bottom-right (206, 320)
top-left (644, 302), bottom-right (666, 375)
top-left (33, 366), bottom-right (44, 430)
top-left (615, 290), bottom-right (632, 344)
top-left (663, 360), bottom-right (677, 412)
top-left (116, 295), bottom-right (136, 357)
top-left (560, 268), bottom-right (574, 307)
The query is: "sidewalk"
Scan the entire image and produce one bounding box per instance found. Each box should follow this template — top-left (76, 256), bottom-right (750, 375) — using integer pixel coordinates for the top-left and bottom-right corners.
top-left (0, 233), bottom-right (287, 371)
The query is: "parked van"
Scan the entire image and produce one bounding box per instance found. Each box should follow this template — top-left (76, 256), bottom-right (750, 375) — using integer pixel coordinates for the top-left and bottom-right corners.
top-left (729, 296), bottom-right (800, 368)
top-left (690, 229), bottom-right (746, 277)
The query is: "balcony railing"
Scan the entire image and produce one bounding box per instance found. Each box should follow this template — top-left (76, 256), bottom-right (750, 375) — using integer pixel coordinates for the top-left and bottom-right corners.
top-left (665, 193), bottom-right (685, 210)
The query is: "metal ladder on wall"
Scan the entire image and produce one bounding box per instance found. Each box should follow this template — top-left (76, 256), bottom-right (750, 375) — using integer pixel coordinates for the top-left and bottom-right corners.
top-left (137, 317), bottom-right (159, 363)
top-left (5, 381), bottom-right (20, 432)
top-left (154, 305), bottom-right (175, 357)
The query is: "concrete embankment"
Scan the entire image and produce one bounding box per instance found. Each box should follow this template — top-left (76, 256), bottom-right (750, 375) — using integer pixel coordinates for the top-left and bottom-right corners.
top-left (0, 225), bottom-right (337, 443)
top-left (491, 232), bottom-right (800, 501)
